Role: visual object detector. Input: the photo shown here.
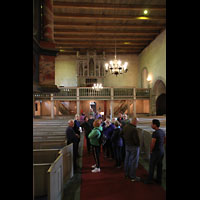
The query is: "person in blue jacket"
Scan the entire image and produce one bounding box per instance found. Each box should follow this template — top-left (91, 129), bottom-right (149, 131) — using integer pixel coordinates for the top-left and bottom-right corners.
top-left (88, 119), bottom-right (102, 173)
top-left (111, 120), bottom-right (123, 168)
top-left (103, 118), bottom-right (115, 159)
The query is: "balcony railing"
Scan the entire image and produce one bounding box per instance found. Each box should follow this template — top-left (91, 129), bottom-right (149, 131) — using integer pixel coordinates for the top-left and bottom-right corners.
top-left (34, 87), bottom-right (150, 100)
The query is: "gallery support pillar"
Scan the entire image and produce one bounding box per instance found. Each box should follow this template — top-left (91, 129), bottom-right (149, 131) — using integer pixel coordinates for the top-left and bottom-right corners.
top-left (51, 93), bottom-right (54, 119)
top-left (110, 88), bottom-right (114, 119)
top-left (77, 88), bottom-right (80, 116)
top-left (133, 88), bottom-right (137, 118)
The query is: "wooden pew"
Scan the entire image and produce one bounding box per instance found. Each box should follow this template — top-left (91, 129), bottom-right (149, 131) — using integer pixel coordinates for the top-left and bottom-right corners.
top-left (58, 143), bottom-right (74, 182)
top-left (33, 140), bottom-right (67, 149)
top-left (33, 145), bottom-right (74, 200)
top-left (33, 150), bottom-right (63, 200)
top-left (33, 135), bottom-right (66, 142)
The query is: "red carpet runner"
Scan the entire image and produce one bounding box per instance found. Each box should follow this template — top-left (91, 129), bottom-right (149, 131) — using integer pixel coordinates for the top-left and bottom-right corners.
top-left (80, 137), bottom-right (166, 200)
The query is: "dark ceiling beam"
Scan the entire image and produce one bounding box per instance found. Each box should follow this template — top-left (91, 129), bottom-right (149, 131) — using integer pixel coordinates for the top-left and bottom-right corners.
top-left (56, 44), bottom-right (145, 47)
top-left (55, 40), bottom-right (149, 45)
top-left (54, 13), bottom-right (166, 21)
top-left (54, 35), bottom-right (154, 40)
top-left (53, 2), bottom-right (166, 11)
top-left (54, 22), bottom-right (165, 29)
top-left (54, 29), bottom-right (160, 34)
top-left (56, 46), bottom-right (144, 49)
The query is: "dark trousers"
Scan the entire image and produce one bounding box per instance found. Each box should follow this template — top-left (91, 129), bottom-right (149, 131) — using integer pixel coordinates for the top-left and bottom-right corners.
top-left (113, 145), bottom-right (122, 167)
top-left (85, 135), bottom-right (91, 153)
top-left (148, 151), bottom-right (164, 182)
top-left (72, 142), bottom-right (78, 170)
top-left (105, 139), bottom-right (114, 158)
top-left (92, 145), bottom-right (100, 168)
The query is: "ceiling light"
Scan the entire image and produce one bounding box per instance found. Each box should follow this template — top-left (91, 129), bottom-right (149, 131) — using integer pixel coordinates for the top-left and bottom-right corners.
top-left (92, 83), bottom-right (103, 91)
top-left (144, 10), bottom-right (148, 15)
top-left (137, 16), bottom-right (150, 20)
top-left (105, 40), bottom-right (128, 76)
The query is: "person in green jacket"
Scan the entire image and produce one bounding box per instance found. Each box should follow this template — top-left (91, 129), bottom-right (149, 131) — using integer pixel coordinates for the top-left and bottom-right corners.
top-left (88, 119), bottom-right (102, 173)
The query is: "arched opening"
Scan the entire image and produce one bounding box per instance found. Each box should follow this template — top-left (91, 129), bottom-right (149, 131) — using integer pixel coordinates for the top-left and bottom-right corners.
top-left (152, 79), bottom-right (166, 115)
top-left (156, 93), bottom-right (166, 115)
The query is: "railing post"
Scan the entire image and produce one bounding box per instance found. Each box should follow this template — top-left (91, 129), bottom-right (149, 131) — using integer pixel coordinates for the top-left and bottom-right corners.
top-left (77, 88), bottom-right (80, 115)
top-left (51, 93), bottom-right (54, 119)
top-left (110, 87), bottom-right (114, 119)
top-left (133, 88), bottom-right (136, 118)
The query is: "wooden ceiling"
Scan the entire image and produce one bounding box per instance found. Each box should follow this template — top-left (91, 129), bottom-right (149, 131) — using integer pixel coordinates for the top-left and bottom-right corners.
top-left (53, 0), bottom-right (166, 55)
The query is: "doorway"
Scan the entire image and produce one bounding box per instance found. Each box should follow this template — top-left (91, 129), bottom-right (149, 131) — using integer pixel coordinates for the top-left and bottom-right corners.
top-left (90, 102), bottom-right (96, 113)
top-left (156, 93), bottom-right (166, 115)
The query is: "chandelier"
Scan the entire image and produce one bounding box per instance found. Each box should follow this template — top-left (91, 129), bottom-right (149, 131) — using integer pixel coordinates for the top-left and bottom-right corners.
top-left (105, 41), bottom-right (128, 76)
top-left (92, 83), bottom-right (103, 91)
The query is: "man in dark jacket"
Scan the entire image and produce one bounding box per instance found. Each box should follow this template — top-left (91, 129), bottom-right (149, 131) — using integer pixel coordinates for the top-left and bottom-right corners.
top-left (66, 119), bottom-right (79, 170)
top-left (121, 117), bottom-right (140, 182)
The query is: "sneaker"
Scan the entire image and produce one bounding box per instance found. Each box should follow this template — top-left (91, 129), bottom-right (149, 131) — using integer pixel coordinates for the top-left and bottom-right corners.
top-left (91, 164), bottom-right (96, 168)
top-left (91, 168), bottom-right (101, 173)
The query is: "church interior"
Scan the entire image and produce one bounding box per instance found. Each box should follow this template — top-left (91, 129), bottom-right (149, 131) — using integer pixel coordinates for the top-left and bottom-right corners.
top-left (33, 0), bottom-right (166, 200)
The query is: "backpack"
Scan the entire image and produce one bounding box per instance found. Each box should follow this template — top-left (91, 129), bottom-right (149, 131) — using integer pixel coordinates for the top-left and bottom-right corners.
top-left (99, 132), bottom-right (107, 145)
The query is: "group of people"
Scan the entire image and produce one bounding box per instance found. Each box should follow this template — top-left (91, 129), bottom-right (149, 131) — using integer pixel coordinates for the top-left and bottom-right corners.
top-left (65, 111), bottom-right (166, 185)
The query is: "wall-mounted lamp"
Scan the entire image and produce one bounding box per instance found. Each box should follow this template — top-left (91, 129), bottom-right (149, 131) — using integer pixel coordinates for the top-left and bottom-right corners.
top-left (147, 75), bottom-right (152, 88)
top-left (147, 75), bottom-right (152, 82)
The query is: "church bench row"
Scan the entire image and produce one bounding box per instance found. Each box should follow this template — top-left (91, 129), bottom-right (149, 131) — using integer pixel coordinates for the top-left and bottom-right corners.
top-left (33, 135), bottom-right (66, 142)
top-left (33, 144), bottom-right (73, 200)
top-left (33, 140), bottom-right (67, 149)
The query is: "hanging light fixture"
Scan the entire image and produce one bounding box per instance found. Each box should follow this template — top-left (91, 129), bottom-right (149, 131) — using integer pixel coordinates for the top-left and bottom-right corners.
top-left (92, 83), bottom-right (103, 91)
top-left (104, 40), bottom-right (128, 76)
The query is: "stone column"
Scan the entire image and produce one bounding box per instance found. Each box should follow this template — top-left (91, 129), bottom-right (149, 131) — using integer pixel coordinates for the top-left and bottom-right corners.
top-left (51, 93), bottom-right (54, 119)
top-left (133, 88), bottom-right (137, 118)
top-left (110, 88), bottom-right (114, 119)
